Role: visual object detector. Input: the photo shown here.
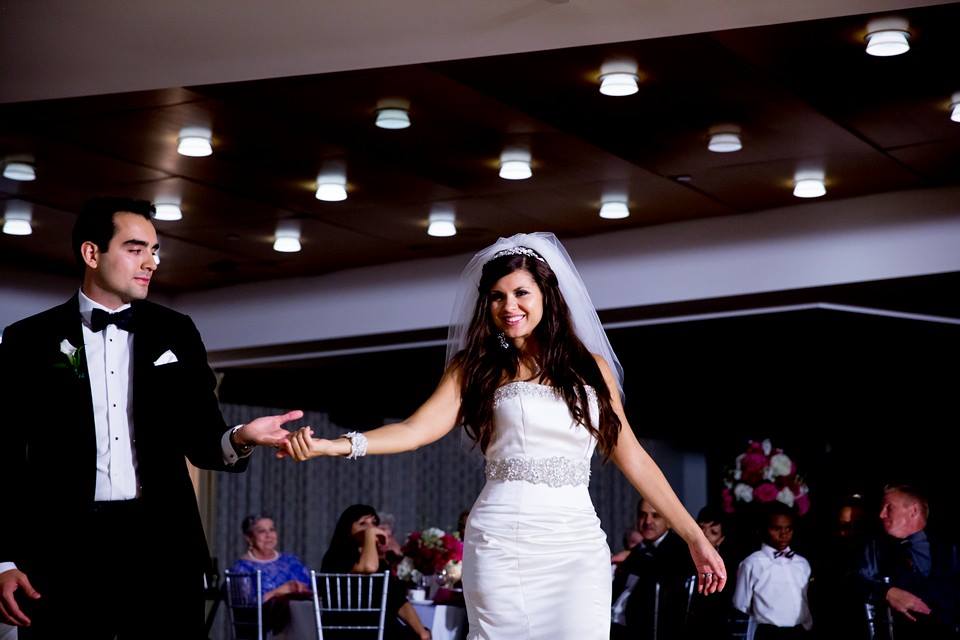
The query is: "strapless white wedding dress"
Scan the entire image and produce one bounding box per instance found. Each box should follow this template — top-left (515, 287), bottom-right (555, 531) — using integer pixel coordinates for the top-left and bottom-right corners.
top-left (462, 381), bottom-right (611, 639)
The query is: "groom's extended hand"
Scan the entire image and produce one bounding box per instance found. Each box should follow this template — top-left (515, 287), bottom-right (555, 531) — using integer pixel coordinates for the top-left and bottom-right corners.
top-left (234, 410), bottom-right (303, 448)
top-left (0, 569), bottom-right (41, 626)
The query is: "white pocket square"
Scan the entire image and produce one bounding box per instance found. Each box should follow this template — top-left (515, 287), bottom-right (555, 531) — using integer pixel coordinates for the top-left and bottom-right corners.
top-left (153, 350), bottom-right (179, 366)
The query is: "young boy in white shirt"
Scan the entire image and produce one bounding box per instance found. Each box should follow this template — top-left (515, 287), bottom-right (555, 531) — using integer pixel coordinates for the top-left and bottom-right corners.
top-left (733, 503), bottom-right (813, 640)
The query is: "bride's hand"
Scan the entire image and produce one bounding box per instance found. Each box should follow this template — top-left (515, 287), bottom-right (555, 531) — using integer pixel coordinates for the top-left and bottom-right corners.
top-left (280, 427), bottom-right (338, 461)
top-left (688, 536), bottom-right (727, 595)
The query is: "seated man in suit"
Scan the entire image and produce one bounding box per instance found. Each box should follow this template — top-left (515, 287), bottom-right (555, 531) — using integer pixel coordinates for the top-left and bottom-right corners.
top-left (858, 484), bottom-right (960, 640)
top-left (611, 497), bottom-right (695, 640)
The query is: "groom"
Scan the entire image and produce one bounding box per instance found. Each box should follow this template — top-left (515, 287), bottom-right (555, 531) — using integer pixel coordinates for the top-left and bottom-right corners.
top-left (0, 197), bottom-right (300, 638)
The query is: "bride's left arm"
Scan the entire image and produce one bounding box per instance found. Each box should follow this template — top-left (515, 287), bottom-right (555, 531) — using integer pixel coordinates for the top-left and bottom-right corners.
top-left (595, 355), bottom-right (728, 594)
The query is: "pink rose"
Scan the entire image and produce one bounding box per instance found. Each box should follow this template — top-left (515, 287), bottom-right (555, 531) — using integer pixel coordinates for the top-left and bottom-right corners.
top-left (741, 452), bottom-right (767, 485)
top-left (796, 494), bottom-right (811, 516)
top-left (754, 482), bottom-right (779, 503)
top-left (721, 488), bottom-right (735, 513)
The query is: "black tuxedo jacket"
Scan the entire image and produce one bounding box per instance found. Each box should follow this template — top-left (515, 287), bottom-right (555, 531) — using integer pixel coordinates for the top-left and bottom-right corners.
top-left (0, 294), bottom-right (247, 572)
top-left (612, 530), bottom-right (695, 635)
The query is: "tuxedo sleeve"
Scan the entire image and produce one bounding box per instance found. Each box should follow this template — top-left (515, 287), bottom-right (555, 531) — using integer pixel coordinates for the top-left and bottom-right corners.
top-left (176, 315), bottom-right (248, 473)
top-left (0, 323), bottom-right (29, 564)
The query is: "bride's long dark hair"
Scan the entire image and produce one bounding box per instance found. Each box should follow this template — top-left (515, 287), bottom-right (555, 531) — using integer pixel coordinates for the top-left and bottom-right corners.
top-left (451, 252), bottom-right (621, 458)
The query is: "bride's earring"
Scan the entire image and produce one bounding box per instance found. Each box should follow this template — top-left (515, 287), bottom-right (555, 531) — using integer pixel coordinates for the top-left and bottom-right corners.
top-left (497, 332), bottom-right (510, 350)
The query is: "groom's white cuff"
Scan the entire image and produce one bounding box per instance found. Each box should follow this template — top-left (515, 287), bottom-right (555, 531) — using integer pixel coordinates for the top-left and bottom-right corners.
top-left (221, 425), bottom-right (254, 465)
top-left (0, 562), bottom-right (17, 575)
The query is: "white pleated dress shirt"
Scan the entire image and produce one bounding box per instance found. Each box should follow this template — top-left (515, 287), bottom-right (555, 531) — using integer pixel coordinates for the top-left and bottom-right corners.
top-left (732, 543), bottom-right (813, 631)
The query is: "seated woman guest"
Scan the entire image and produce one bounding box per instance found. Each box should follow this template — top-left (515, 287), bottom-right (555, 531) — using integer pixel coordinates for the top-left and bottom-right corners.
top-left (229, 512), bottom-right (311, 601)
top-left (322, 504), bottom-right (431, 640)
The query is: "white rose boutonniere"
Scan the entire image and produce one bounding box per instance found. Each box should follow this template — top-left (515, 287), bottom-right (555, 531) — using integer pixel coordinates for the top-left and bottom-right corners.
top-left (57, 339), bottom-right (86, 379)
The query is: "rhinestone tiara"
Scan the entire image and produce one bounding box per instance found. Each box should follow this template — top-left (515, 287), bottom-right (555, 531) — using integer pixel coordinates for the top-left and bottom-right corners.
top-left (490, 246), bottom-right (546, 262)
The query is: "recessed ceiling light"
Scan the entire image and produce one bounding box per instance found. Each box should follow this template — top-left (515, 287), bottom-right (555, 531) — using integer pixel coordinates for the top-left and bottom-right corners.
top-left (793, 171), bottom-right (826, 198)
top-left (865, 18), bottom-right (910, 57)
top-left (375, 99), bottom-right (411, 130)
top-left (3, 205), bottom-right (32, 236)
top-left (599, 200), bottom-right (630, 220)
top-left (599, 59), bottom-right (639, 97)
top-left (499, 148), bottom-right (532, 180)
top-left (273, 221), bottom-right (301, 252)
top-left (315, 172), bottom-right (347, 201)
top-left (951, 92), bottom-right (960, 123)
top-left (3, 162), bottom-right (36, 181)
top-left (153, 202), bottom-right (182, 221)
top-left (427, 211), bottom-right (456, 237)
top-left (177, 127), bottom-right (213, 157)
top-left (707, 125), bottom-right (742, 153)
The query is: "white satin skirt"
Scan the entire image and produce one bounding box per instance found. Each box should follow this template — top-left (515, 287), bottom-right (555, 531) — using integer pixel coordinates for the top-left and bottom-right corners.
top-left (462, 480), bottom-right (612, 639)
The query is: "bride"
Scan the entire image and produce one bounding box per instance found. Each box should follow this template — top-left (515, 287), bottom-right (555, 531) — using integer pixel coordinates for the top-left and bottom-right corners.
top-left (283, 233), bottom-right (726, 639)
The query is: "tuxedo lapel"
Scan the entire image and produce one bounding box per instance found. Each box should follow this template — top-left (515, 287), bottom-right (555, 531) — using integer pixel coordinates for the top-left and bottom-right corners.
top-left (51, 294), bottom-right (98, 497)
top-left (132, 301), bottom-right (156, 436)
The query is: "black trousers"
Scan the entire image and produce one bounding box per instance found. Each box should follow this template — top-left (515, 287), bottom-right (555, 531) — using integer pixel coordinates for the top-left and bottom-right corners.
top-left (754, 624), bottom-right (808, 640)
top-left (19, 499), bottom-right (204, 640)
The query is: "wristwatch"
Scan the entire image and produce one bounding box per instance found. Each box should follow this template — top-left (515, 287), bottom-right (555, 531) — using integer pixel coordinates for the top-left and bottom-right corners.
top-left (230, 425), bottom-right (255, 455)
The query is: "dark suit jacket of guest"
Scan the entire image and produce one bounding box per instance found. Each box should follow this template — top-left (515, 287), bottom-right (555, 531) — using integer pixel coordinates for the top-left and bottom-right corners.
top-left (612, 530), bottom-right (696, 636)
top-left (0, 294), bottom-right (247, 575)
top-left (859, 531), bottom-right (960, 631)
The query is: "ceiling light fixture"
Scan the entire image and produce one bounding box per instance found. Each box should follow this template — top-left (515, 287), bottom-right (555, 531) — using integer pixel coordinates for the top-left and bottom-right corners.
top-left (599, 59), bottom-right (639, 97)
top-left (499, 148), bottom-right (532, 180)
top-left (3, 161), bottom-right (36, 181)
top-left (951, 93), bottom-right (960, 123)
top-left (2, 205), bottom-right (32, 236)
top-left (427, 211), bottom-right (457, 237)
top-left (599, 199), bottom-right (630, 220)
top-left (865, 18), bottom-right (910, 57)
top-left (315, 172), bottom-right (347, 201)
top-left (707, 125), bottom-right (742, 153)
top-left (273, 221), bottom-right (302, 253)
top-left (177, 127), bottom-right (213, 157)
top-left (153, 201), bottom-right (182, 221)
top-left (375, 99), bottom-right (411, 130)
top-left (793, 170), bottom-right (826, 198)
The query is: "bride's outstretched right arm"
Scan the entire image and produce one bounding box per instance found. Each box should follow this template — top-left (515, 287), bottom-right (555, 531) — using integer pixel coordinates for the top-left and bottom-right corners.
top-left (282, 367), bottom-right (462, 461)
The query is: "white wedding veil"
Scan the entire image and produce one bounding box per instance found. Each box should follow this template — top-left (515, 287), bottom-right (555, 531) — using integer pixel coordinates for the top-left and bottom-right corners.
top-left (444, 232), bottom-right (624, 396)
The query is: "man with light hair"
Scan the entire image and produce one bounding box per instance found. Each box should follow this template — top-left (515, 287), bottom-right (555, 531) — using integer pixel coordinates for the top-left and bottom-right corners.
top-left (858, 484), bottom-right (960, 639)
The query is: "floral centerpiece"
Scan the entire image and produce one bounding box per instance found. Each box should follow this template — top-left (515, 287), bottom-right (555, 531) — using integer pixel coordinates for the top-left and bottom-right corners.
top-left (396, 527), bottom-right (463, 586)
top-left (722, 439), bottom-right (810, 516)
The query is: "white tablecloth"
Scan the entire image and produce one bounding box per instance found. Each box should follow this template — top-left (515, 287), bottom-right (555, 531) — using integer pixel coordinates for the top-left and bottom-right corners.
top-left (412, 602), bottom-right (468, 640)
top-left (278, 599), bottom-right (467, 640)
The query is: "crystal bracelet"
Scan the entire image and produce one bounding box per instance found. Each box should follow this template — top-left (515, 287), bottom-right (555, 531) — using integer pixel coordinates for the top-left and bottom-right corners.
top-left (343, 431), bottom-right (368, 460)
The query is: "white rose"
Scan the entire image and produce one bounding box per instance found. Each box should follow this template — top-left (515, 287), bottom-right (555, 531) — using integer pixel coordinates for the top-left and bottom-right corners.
top-left (60, 339), bottom-right (78, 358)
top-left (397, 556), bottom-right (414, 580)
top-left (777, 487), bottom-right (795, 507)
top-left (770, 453), bottom-right (792, 477)
top-left (761, 439), bottom-right (772, 456)
top-left (423, 527), bottom-right (445, 540)
top-left (734, 483), bottom-right (754, 503)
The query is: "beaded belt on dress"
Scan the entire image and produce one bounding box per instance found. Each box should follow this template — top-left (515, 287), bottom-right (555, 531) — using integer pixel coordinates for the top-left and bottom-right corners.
top-left (485, 456), bottom-right (590, 487)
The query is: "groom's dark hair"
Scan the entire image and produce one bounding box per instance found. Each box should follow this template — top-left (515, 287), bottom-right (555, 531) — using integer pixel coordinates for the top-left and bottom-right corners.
top-left (72, 197), bottom-right (155, 271)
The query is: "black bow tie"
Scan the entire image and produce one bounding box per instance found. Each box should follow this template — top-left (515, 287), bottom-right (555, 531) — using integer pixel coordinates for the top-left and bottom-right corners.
top-left (90, 307), bottom-right (135, 333)
top-left (774, 550), bottom-right (795, 559)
